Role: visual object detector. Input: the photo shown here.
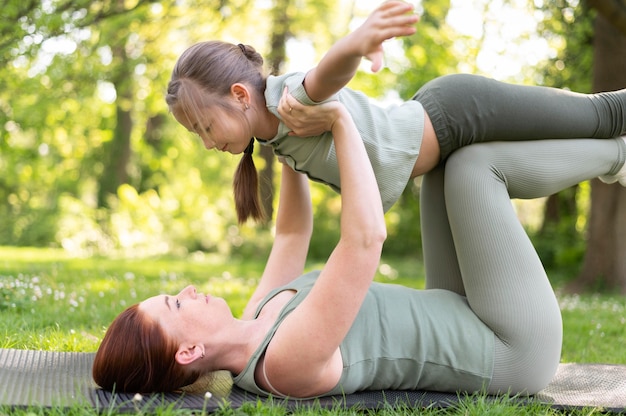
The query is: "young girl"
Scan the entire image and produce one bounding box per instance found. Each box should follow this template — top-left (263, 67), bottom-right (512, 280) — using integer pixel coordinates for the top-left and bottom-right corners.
top-left (166, 0), bottom-right (626, 222)
top-left (93, 97), bottom-right (626, 396)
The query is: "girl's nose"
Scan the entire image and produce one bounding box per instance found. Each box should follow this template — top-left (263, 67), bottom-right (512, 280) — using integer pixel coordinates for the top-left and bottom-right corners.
top-left (201, 136), bottom-right (217, 150)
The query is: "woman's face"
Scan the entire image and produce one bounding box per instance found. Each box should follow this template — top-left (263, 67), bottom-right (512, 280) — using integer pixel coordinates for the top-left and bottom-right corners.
top-left (139, 285), bottom-right (232, 345)
top-left (172, 102), bottom-right (253, 155)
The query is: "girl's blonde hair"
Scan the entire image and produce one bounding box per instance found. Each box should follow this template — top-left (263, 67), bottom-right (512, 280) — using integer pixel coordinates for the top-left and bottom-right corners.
top-left (166, 41), bottom-right (266, 223)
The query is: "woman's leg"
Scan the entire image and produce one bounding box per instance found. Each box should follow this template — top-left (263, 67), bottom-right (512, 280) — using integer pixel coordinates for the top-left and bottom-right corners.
top-left (420, 165), bottom-right (464, 294)
top-left (443, 137), bottom-right (626, 394)
top-left (414, 74), bottom-right (626, 159)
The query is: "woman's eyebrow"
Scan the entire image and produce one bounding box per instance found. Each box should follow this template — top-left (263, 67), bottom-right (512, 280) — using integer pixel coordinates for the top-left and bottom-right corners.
top-left (164, 296), bottom-right (171, 310)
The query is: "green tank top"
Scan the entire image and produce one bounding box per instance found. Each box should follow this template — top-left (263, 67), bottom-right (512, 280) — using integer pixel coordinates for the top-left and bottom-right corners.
top-left (233, 271), bottom-right (494, 397)
top-left (262, 73), bottom-right (424, 213)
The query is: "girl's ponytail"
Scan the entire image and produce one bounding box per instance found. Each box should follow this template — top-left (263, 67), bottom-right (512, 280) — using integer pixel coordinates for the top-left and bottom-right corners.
top-left (233, 138), bottom-right (265, 223)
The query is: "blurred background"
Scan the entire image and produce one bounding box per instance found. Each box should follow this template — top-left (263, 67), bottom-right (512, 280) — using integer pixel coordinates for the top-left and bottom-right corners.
top-left (1, 0), bottom-right (625, 292)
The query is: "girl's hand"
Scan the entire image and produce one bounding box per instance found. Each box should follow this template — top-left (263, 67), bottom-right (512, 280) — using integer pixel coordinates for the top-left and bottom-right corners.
top-left (352, 1), bottom-right (418, 72)
top-left (278, 88), bottom-right (344, 137)
top-left (301, 1), bottom-right (418, 102)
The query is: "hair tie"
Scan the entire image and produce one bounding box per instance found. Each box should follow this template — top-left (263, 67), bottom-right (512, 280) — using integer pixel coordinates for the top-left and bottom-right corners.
top-left (237, 43), bottom-right (246, 54)
top-left (244, 138), bottom-right (254, 154)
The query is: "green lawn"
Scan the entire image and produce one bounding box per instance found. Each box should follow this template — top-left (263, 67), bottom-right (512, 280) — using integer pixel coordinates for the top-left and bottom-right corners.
top-left (0, 246), bottom-right (624, 415)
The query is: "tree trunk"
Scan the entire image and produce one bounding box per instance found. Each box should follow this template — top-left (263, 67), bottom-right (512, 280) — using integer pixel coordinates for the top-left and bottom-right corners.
top-left (570, 13), bottom-right (626, 293)
top-left (257, 0), bottom-right (291, 224)
top-left (539, 186), bottom-right (578, 235)
top-left (97, 42), bottom-right (133, 208)
top-left (588, 0), bottom-right (626, 36)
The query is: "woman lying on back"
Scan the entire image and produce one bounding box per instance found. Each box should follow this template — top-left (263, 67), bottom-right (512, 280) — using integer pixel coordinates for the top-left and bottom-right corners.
top-left (93, 97), bottom-right (626, 397)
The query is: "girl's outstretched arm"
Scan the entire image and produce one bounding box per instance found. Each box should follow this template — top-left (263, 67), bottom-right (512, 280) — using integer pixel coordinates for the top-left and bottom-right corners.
top-left (241, 161), bottom-right (313, 319)
top-left (303, 1), bottom-right (418, 102)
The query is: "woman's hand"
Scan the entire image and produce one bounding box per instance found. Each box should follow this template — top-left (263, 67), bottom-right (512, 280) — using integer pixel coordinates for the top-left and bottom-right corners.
top-left (277, 88), bottom-right (344, 137)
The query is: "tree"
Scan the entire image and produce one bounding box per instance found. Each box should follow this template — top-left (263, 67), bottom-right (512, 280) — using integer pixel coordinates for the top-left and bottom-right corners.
top-left (258, 0), bottom-right (289, 224)
top-left (589, 0), bottom-right (626, 35)
top-left (0, 0), bottom-right (156, 64)
top-left (533, 0), bottom-right (594, 270)
top-left (573, 9), bottom-right (626, 293)
top-left (97, 32), bottom-right (133, 207)
top-left (532, 0), bottom-right (626, 292)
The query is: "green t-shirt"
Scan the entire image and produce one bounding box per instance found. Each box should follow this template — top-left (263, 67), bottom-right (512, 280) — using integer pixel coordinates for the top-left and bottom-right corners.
top-left (233, 271), bottom-right (494, 398)
top-left (262, 73), bottom-right (425, 212)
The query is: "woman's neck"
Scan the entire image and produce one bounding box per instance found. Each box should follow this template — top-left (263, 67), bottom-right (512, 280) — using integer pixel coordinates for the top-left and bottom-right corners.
top-left (206, 315), bottom-right (275, 375)
top-left (211, 289), bottom-right (295, 375)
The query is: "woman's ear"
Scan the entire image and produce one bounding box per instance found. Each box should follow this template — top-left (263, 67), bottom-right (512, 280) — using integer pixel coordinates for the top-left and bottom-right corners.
top-left (231, 83), bottom-right (251, 107)
top-left (175, 344), bottom-right (205, 365)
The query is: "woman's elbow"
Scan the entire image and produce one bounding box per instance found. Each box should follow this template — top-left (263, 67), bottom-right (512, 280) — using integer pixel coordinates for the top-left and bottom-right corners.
top-left (372, 227), bottom-right (387, 249)
top-left (369, 223), bottom-right (387, 246)
top-left (344, 224), bottom-right (387, 251)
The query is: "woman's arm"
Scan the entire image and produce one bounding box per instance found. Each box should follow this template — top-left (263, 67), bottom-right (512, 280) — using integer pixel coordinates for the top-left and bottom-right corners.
top-left (241, 161), bottom-right (313, 320)
top-left (264, 103), bottom-right (387, 396)
top-left (243, 99), bottom-right (349, 319)
top-left (303, 1), bottom-right (418, 102)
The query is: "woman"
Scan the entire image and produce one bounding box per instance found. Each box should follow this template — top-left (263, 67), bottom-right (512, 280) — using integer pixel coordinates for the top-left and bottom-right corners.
top-left (165, 0), bottom-right (626, 222)
top-left (93, 96), bottom-right (626, 396)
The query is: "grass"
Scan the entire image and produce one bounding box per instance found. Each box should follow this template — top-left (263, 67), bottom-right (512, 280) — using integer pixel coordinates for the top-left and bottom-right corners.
top-left (0, 246), bottom-right (625, 415)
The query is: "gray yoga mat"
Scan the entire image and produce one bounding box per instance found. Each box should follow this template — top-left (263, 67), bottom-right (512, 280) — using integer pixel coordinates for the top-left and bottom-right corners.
top-left (1, 348), bottom-right (625, 413)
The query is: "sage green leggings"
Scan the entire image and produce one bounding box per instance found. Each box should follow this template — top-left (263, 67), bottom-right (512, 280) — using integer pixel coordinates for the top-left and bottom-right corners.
top-left (420, 138), bottom-right (626, 394)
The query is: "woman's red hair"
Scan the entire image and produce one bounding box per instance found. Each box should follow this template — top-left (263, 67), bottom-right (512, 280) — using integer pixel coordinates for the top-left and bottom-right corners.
top-left (92, 304), bottom-right (200, 393)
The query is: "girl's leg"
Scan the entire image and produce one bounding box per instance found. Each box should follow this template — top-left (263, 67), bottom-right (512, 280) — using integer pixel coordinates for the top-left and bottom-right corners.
top-left (443, 137), bottom-right (626, 394)
top-left (414, 74), bottom-right (626, 159)
top-left (420, 165), bottom-right (464, 294)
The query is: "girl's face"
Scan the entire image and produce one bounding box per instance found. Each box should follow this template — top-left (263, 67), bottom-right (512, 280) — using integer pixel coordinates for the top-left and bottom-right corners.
top-left (172, 103), bottom-right (253, 154)
top-left (139, 285), bottom-right (232, 347)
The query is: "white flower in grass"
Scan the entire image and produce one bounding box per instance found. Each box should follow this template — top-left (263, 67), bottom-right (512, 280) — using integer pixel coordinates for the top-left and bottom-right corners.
top-left (133, 393), bottom-right (143, 402)
top-left (201, 391), bottom-right (213, 416)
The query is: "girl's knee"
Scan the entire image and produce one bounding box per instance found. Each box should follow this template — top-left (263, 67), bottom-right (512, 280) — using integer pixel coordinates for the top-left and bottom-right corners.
top-left (445, 144), bottom-right (498, 181)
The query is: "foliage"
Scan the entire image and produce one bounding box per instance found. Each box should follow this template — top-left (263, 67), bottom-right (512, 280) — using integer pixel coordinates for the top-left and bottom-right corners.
top-left (0, 0), bottom-right (158, 64)
top-left (533, 0), bottom-right (595, 90)
top-left (530, 184), bottom-right (589, 272)
top-left (0, 0), bottom-right (255, 253)
top-left (0, 0), bottom-right (603, 269)
top-left (0, 0), bottom-right (461, 258)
